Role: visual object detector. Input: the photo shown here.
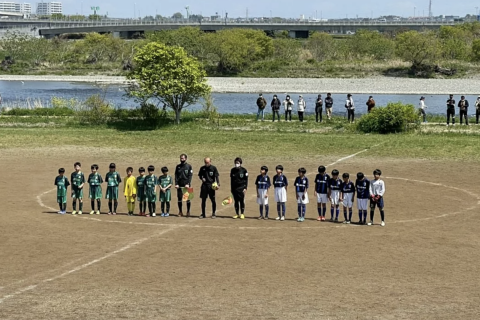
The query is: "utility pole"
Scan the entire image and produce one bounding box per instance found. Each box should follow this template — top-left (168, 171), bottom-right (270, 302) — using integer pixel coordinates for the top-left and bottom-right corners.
top-left (185, 5), bottom-right (190, 21)
top-left (429, 0), bottom-right (432, 18)
top-left (246, 7), bottom-right (248, 20)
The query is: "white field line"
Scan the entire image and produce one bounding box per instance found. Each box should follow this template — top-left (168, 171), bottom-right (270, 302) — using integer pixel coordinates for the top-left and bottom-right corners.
top-left (0, 226), bottom-right (179, 305)
top-left (12, 147), bottom-right (375, 304)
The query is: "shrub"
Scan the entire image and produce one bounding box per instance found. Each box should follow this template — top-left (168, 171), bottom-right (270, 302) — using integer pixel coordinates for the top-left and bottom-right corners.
top-left (78, 94), bottom-right (113, 125)
top-left (356, 102), bottom-right (419, 134)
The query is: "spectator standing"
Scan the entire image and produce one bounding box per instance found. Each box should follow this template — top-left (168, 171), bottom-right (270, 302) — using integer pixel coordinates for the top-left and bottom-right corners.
top-left (419, 96), bottom-right (427, 123)
top-left (283, 95), bottom-right (294, 122)
top-left (315, 94), bottom-right (323, 123)
top-left (256, 94), bottom-right (267, 121)
top-left (458, 95), bottom-right (469, 125)
top-left (271, 95), bottom-right (281, 122)
top-left (297, 95), bottom-right (306, 122)
top-left (325, 93), bottom-right (334, 120)
top-left (446, 94), bottom-right (456, 126)
top-left (475, 96), bottom-right (480, 125)
top-left (345, 94), bottom-right (355, 123)
top-left (366, 96), bottom-right (376, 113)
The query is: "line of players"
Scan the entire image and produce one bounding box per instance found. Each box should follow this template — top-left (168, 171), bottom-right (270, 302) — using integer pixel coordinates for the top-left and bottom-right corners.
top-left (53, 157), bottom-right (386, 226)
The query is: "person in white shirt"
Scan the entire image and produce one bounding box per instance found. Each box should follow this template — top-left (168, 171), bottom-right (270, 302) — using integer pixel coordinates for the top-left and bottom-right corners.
top-left (283, 95), bottom-right (294, 122)
top-left (345, 94), bottom-right (355, 123)
top-left (297, 95), bottom-right (306, 122)
top-left (368, 169), bottom-right (386, 227)
top-left (419, 96), bottom-right (427, 123)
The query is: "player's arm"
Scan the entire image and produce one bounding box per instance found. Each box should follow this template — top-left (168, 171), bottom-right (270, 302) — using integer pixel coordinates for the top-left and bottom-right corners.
top-left (132, 177), bottom-right (137, 196)
top-left (284, 176), bottom-right (288, 192)
top-left (255, 178), bottom-right (259, 197)
top-left (244, 169), bottom-right (248, 191)
top-left (378, 180), bottom-right (385, 197)
top-left (174, 166), bottom-right (179, 188)
top-left (215, 167), bottom-right (220, 187)
top-left (314, 177), bottom-right (318, 196)
top-left (54, 178), bottom-right (57, 186)
top-left (186, 165), bottom-right (193, 187)
top-left (79, 173), bottom-right (85, 189)
top-left (65, 178), bottom-right (70, 188)
top-left (117, 174), bottom-right (122, 184)
top-left (198, 168), bottom-right (204, 182)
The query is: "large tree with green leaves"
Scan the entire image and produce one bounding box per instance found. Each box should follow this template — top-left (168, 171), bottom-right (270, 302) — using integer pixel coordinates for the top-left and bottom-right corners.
top-left (127, 42), bottom-right (210, 124)
top-left (395, 30), bottom-right (441, 68)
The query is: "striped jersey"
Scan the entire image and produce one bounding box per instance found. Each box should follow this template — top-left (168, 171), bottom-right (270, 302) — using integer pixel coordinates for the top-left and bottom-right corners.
top-left (273, 174), bottom-right (288, 188)
top-left (328, 178), bottom-right (342, 192)
top-left (145, 174), bottom-right (158, 193)
top-left (136, 175), bottom-right (146, 191)
top-left (315, 173), bottom-right (330, 194)
top-left (255, 175), bottom-right (271, 190)
top-left (294, 176), bottom-right (309, 193)
top-left (355, 178), bottom-right (370, 199)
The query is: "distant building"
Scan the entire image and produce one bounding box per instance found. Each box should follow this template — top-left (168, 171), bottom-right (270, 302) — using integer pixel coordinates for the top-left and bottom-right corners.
top-left (36, 1), bottom-right (62, 15)
top-left (0, 2), bottom-right (32, 13)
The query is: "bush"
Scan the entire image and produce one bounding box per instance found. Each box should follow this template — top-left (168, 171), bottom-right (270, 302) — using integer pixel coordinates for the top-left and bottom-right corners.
top-left (356, 102), bottom-right (419, 134)
top-left (78, 94), bottom-right (113, 125)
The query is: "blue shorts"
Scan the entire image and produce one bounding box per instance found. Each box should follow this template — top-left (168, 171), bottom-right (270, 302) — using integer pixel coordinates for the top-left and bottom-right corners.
top-left (370, 197), bottom-right (384, 209)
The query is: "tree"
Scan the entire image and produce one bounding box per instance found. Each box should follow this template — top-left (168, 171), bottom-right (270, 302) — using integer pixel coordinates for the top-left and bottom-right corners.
top-left (172, 12), bottom-right (184, 19)
top-left (127, 42), bottom-right (210, 124)
top-left (349, 30), bottom-right (395, 60)
top-left (395, 31), bottom-right (441, 68)
top-left (306, 32), bottom-right (336, 61)
top-left (439, 26), bottom-right (472, 61)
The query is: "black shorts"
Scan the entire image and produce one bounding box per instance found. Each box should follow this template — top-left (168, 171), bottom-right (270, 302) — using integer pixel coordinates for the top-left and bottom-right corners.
top-left (232, 189), bottom-right (245, 201)
top-left (370, 197), bottom-right (384, 209)
top-left (200, 184), bottom-right (216, 199)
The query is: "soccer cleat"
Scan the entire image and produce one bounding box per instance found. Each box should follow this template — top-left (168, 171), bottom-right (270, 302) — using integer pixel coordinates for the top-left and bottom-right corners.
top-left (347, 221), bottom-right (351, 224)
top-left (280, 216), bottom-right (285, 221)
top-left (211, 214), bottom-right (216, 219)
top-left (240, 214), bottom-right (245, 220)
top-left (199, 215), bottom-right (205, 219)
top-left (165, 213), bottom-right (170, 217)
top-left (61, 211), bottom-right (66, 215)
top-left (112, 212), bottom-right (117, 215)
top-left (321, 217), bottom-right (326, 221)
top-left (381, 221), bottom-right (385, 227)
top-left (78, 211), bottom-right (83, 215)
top-left (343, 220), bottom-right (348, 224)
top-left (334, 218), bottom-right (338, 222)
top-left (57, 211), bottom-right (63, 214)
top-left (186, 212), bottom-right (191, 217)
top-left (330, 217), bottom-right (334, 222)
top-left (72, 211), bottom-right (77, 215)
top-left (276, 217), bottom-right (281, 220)
top-left (317, 216), bottom-right (322, 221)
top-left (258, 216), bottom-right (263, 220)
top-left (90, 211), bottom-right (95, 215)
top-left (367, 221), bottom-right (372, 226)
top-left (178, 212), bottom-right (183, 217)
top-left (152, 213), bottom-right (156, 217)
top-left (297, 217), bottom-right (302, 222)
top-left (161, 213), bottom-right (165, 217)
top-left (107, 212), bottom-right (112, 215)
top-left (233, 215), bottom-right (239, 219)
top-left (96, 211), bottom-right (100, 215)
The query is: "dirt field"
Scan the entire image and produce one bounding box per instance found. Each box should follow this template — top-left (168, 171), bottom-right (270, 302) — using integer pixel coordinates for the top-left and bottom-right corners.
top-left (1, 146), bottom-right (479, 320)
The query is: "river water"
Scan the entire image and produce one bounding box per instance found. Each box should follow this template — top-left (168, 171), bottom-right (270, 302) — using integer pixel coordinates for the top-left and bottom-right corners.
top-left (0, 81), bottom-right (477, 116)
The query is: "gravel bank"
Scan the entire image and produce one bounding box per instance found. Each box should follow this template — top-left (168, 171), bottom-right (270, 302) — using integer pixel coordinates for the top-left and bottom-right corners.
top-left (1, 75), bottom-right (480, 95)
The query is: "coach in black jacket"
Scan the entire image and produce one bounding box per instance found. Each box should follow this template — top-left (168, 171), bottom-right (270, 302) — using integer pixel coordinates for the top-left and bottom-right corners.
top-left (230, 157), bottom-right (249, 219)
top-left (198, 157), bottom-right (220, 219)
top-left (175, 153), bottom-right (193, 217)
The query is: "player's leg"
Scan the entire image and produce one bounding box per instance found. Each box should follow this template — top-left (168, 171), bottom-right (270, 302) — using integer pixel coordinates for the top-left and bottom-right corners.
top-left (369, 200), bottom-right (376, 225)
top-left (72, 191), bottom-right (77, 214)
top-left (297, 195), bottom-right (302, 220)
top-left (276, 201), bottom-right (281, 219)
top-left (113, 187), bottom-right (118, 214)
top-left (200, 196), bottom-right (207, 218)
top-left (96, 199), bottom-right (101, 214)
top-left (343, 204), bottom-right (348, 223)
top-left (379, 197), bottom-right (385, 226)
top-left (210, 189), bottom-right (217, 217)
top-left (322, 199), bottom-right (327, 220)
top-left (161, 201), bottom-right (165, 216)
top-left (177, 188), bottom-right (183, 216)
top-left (316, 196), bottom-right (322, 220)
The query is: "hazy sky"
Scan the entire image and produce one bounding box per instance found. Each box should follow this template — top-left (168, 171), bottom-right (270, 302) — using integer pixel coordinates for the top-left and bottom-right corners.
top-left (61, 0), bottom-right (478, 19)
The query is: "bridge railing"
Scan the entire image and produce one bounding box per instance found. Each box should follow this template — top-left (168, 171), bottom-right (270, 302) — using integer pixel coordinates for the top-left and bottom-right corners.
top-left (0, 18), bottom-right (465, 28)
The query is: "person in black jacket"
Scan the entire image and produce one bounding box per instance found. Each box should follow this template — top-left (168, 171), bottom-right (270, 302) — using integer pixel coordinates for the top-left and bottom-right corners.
top-left (446, 94), bottom-right (456, 126)
top-left (458, 95), bottom-right (469, 125)
top-left (175, 153), bottom-right (193, 217)
top-left (315, 94), bottom-right (323, 123)
top-left (198, 157), bottom-right (220, 219)
top-left (271, 95), bottom-right (281, 122)
top-left (230, 157), bottom-right (248, 219)
top-left (325, 93), bottom-right (334, 120)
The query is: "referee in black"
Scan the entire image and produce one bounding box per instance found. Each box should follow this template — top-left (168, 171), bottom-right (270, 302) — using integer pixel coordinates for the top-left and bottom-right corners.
top-left (198, 157), bottom-right (220, 219)
top-left (175, 153), bottom-right (193, 217)
top-left (230, 157), bottom-right (249, 219)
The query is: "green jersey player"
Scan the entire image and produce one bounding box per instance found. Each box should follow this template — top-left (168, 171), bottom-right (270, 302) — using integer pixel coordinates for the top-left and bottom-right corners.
top-left (54, 168), bottom-right (70, 214)
top-left (71, 162), bottom-right (85, 215)
top-left (105, 163), bottom-right (122, 215)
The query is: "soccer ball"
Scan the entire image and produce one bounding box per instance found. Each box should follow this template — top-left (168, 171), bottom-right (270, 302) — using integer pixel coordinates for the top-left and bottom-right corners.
top-left (211, 182), bottom-right (219, 190)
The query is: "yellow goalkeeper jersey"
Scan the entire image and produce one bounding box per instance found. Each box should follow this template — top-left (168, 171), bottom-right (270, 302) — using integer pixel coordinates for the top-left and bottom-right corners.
top-left (124, 176), bottom-right (137, 197)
